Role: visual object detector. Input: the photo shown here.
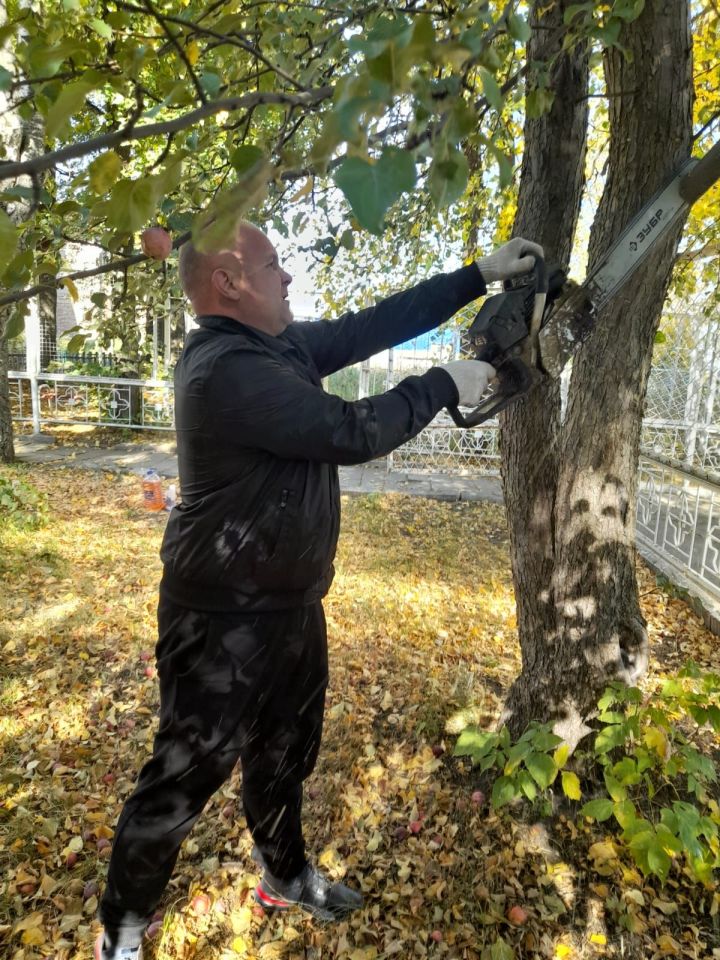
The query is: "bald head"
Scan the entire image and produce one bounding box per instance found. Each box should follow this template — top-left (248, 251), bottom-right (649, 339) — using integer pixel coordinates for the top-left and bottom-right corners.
top-left (179, 220), bottom-right (293, 336)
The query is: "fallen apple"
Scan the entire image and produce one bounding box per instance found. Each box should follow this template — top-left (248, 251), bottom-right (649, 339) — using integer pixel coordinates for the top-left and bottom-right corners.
top-left (430, 930), bottom-right (443, 943)
top-left (506, 905), bottom-right (529, 926)
top-left (141, 227), bottom-right (172, 261)
top-left (190, 893), bottom-right (211, 916)
top-left (83, 880), bottom-right (99, 900)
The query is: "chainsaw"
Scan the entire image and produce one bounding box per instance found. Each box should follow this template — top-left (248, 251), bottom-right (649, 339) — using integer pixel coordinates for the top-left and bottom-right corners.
top-left (449, 139), bottom-right (720, 428)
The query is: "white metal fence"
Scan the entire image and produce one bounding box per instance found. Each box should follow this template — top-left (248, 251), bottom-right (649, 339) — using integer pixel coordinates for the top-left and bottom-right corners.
top-left (7, 288), bottom-right (719, 617)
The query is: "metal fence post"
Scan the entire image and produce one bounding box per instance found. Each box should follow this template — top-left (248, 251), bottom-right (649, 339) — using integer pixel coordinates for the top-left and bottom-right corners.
top-left (25, 305), bottom-right (41, 434)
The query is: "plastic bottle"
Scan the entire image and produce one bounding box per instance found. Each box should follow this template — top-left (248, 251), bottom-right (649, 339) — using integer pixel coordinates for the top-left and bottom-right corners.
top-left (141, 469), bottom-right (164, 511)
top-left (164, 483), bottom-right (177, 512)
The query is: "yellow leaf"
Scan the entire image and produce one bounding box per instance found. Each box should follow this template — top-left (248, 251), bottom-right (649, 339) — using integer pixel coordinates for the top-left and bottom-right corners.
top-left (289, 177), bottom-right (313, 203)
top-left (561, 771), bottom-right (581, 800)
top-left (21, 927), bottom-right (46, 946)
top-left (652, 898), bottom-right (678, 915)
top-left (13, 911), bottom-right (44, 934)
top-left (655, 934), bottom-right (681, 955)
top-left (40, 873), bottom-right (58, 896)
top-left (588, 841), bottom-right (618, 863)
top-left (62, 278), bottom-right (79, 302)
top-left (230, 906), bottom-right (252, 934)
top-left (231, 935), bottom-right (248, 955)
top-left (553, 743), bottom-right (570, 768)
top-left (367, 830), bottom-right (382, 852)
top-left (88, 150), bottom-right (123, 194)
top-left (186, 40), bottom-right (200, 66)
top-left (643, 726), bottom-right (669, 760)
top-left (589, 933), bottom-right (607, 945)
top-left (555, 946), bottom-right (572, 959)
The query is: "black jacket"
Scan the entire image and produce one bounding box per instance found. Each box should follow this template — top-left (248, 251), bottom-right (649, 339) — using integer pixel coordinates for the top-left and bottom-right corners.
top-left (160, 265), bottom-right (486, 611)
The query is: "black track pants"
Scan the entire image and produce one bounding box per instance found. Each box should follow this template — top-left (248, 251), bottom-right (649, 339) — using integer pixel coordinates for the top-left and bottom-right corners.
top-left (99, 597), bottom-right (328, 939)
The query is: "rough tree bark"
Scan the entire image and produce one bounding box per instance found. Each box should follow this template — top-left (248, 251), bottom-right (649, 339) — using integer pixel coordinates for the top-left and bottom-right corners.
top-left (497, 0), bottom-right (590, 726)
top-left (502, 0), bottom-right (693, 746)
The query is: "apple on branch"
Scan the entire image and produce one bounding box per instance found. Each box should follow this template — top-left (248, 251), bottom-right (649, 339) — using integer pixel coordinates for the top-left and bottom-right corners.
top-left (141, 227), bottom-right (172, 261)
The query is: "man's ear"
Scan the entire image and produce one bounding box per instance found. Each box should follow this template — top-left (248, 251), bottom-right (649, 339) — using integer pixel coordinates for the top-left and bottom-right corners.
top-left (212, 268), bottom-right (241, 300)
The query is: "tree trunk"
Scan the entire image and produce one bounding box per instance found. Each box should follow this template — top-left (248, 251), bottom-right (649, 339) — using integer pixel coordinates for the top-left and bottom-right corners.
top-left (498, 0), bottom-right (590, 729)
top-left (503, 0), bottom-right (693, 747)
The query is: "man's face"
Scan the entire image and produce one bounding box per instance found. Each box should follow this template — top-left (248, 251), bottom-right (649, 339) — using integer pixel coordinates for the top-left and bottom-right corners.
top-left (216, 227), bottom-right (293, 335)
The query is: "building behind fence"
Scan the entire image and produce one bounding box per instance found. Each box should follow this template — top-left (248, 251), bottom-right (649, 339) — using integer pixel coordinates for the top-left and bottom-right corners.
top-left (7, 286), bottom-right (720, 620)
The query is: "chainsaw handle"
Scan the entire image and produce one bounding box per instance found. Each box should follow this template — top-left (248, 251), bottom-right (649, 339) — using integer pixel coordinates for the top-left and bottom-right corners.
top-left (447, 358), bottom-right (544, 428)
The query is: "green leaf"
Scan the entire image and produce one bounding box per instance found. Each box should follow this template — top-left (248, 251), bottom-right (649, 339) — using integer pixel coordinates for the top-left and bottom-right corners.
top-left (612, 757), bottom-right (641, 786)
top-left (654, 330), bottom-right (667, 344)
top-left (194, 158), bottom-right (272, 253)
top-left (594, 17), bottom-right (622, 47)
top-left (507, 14), bottom-right (531, 43)
top-left (480, 69), bottom-right (503, 113)
top-left (428, 145), bottom-right (468, 210)
top-left (517, 769), bottom-right (538, 801)
top-left (347, 15), bottom-right (413, 59)
top-left (339, 229), bottom-right (355, 251)
top-left (4, 306), bottom-right (26, 341)
top-left (526, 87), bottom-right (556, 120)
top-left (46, 78), bottom-right (96, 139)
top-left (66, 333), bottom-right (89, 352)
top-left (613, 798), bottom-right (637, 830)
top-left (525, 753), bottom-right (557, 789)
top-left (200, 72), bottom-right (221, 98)
top-left (454, 727), bottom-right (498, 760)
top-left (334, 148), bottom-right (416, 235)
top-left (0, 209), bottom-right (19, 274)
top-left (613, 0), bottom-right (646, 20)
top-left (646, 838), bottom-right (672, 881)
top-left (561, 771), bottom-right (581, 800)
top-left (563, 2), bottom-right (594, 26)
top-left (603, 770), bottom-right (627, 802)
top-left (0, 65), bottom-right (12, 92)
top-left (89, 151), bottom-right (123, 195)
top-left (229, 145), bottom-right (266, 174)
top-left (489, 937), bottom-right (515, 960)
top-left (581, 798), bottom-right (614, 821)
top-left (595, 723), bottom-right (627, 754)
top-left (106, 177), bottom-right (160, 234)
top-left (89, 17), bottom-right (113, 40)
top-left (491, 775), bottom-right (517, 808)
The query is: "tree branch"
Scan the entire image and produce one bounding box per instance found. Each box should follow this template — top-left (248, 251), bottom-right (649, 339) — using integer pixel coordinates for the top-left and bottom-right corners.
top-left (141, 0), bottom-right (208, 104)
top-left (0, 87), bottom-right (333, 182)
top-left (115, 0), bottom-right (309, 92)
top-left (0, 232), bottom-right (192, 309)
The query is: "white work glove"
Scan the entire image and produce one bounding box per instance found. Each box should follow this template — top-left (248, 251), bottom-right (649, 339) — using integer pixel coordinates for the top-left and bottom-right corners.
top-left (438, 360), bottom-right (496, 407)
top-left (475, 237), bottom-right (544, 283)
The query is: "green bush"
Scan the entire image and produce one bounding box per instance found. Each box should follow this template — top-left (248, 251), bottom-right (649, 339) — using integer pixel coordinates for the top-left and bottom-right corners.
top-left (454, 664), bottom-right (720, 884)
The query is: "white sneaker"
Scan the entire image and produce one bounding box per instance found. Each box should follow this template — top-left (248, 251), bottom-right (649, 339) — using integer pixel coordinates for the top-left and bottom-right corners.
top-left (94, 933), bottom-right (143, 960)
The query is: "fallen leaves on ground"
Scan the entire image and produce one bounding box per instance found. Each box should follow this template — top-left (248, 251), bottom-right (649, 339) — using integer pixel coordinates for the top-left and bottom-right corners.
top-left (0, 465), bottom-right (718, 960)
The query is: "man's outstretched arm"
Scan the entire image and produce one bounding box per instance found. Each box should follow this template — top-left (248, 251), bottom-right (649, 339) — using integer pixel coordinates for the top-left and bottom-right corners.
top-left (207, 350), bottom-right (494, 466)
top-left (293, 238), bottom-right (543, 378)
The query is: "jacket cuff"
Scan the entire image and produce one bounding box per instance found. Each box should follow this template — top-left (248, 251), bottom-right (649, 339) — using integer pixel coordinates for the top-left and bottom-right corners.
top-left (445, 263), bottom-right (487, 304)
top-left (424, 366), bottom-right (460, 408)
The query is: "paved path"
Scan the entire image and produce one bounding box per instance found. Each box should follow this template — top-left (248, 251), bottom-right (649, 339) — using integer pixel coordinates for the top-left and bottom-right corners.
top-left (13, 435), bottom-right (504, 504)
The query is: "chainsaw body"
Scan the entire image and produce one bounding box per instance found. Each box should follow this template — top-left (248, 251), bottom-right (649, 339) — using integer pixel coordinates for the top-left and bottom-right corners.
top-left (448, 261), bottom-right (568, 428)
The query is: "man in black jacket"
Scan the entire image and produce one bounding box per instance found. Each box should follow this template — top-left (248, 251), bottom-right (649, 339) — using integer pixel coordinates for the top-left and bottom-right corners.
top-left (97, 222), bottom-right (542, 960)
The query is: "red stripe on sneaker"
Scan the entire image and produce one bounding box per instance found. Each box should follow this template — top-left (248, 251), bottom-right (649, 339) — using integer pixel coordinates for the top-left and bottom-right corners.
top-left (256, 885), bottom-right (289, 908)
